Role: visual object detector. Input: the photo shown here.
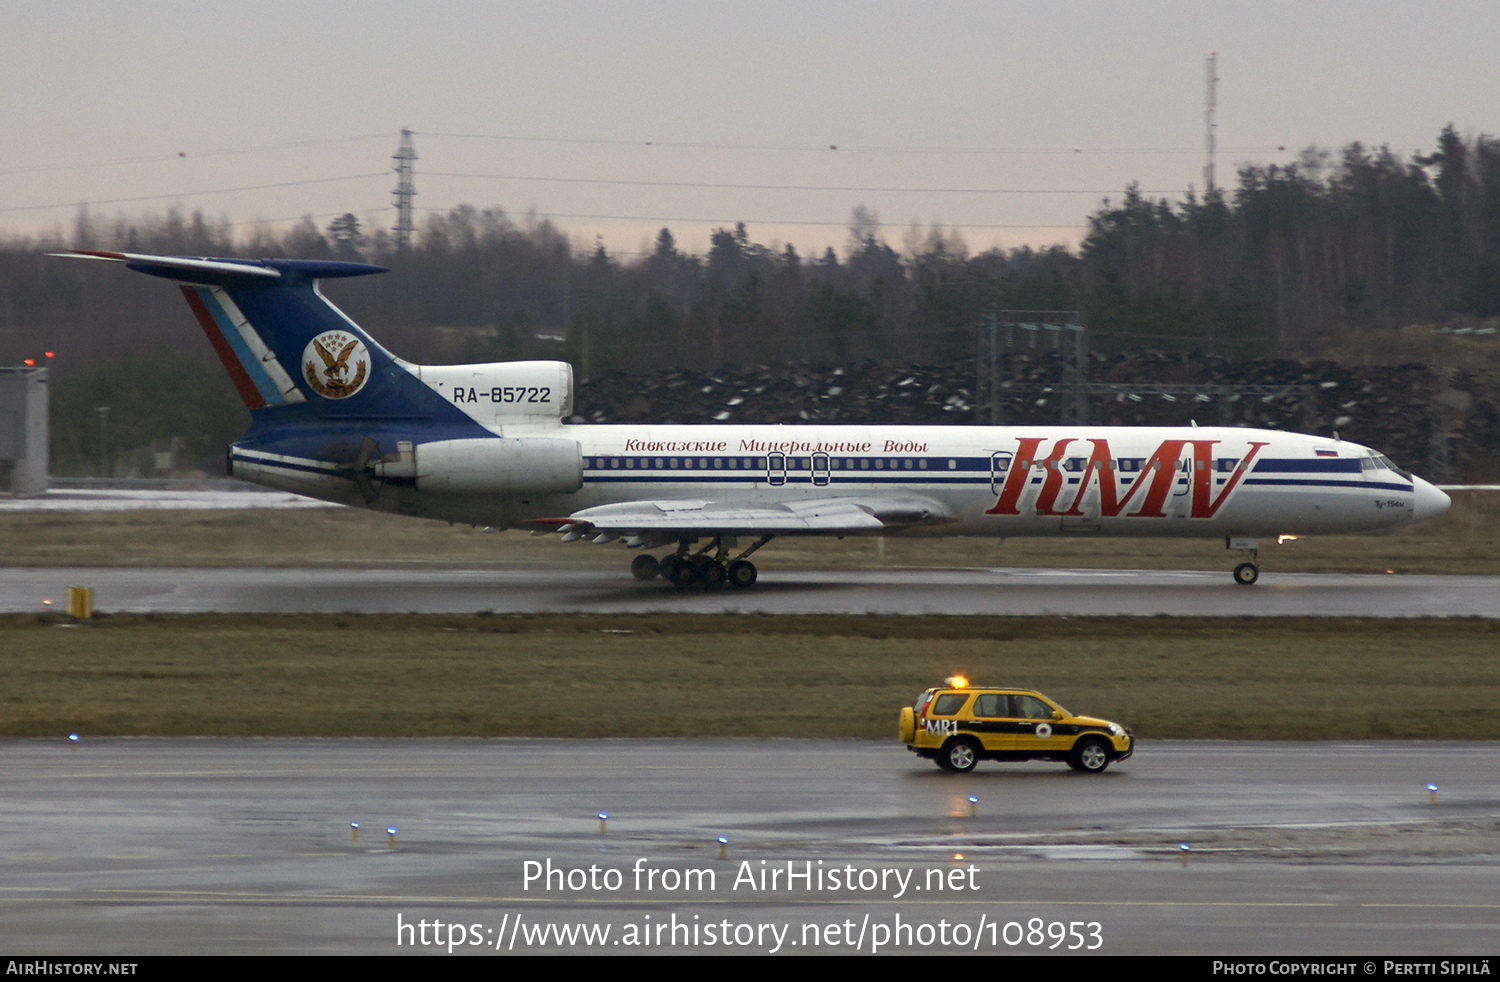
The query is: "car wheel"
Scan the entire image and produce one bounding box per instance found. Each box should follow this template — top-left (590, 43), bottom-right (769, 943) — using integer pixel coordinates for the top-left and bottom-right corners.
top-left (942, 739), bottom-right (979, 773)
top-left (1070, 737), bottom-right (1110, 774)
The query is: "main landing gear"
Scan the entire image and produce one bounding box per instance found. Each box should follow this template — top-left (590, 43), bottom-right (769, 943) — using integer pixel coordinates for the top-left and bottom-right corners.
top-left (631, 535), bottom-right (772, 589)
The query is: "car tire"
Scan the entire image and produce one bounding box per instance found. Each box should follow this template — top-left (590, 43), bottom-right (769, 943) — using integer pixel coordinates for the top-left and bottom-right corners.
top-left (1070, 736), bottom-right (1111, 774)
top-left (941, 739), bottom-right (979, 774)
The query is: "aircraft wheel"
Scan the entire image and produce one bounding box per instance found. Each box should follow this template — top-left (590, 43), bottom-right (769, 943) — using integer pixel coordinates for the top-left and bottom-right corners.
top-left (726, 560), bottom-right (758, 589)
top-left (696, 560), bottom-right (727, 588)
top-left (630, 555), bottom-right (661, 581)
top-left (1233, 562), bottom-right (1260, 586)
top-left (1069, 737), bottom-right (1111, 774)
top-left (659, 555), bottom-right (685, 580)
top-left (941, 738), bottom-right (979, 774)
top-left (667, 559), bottom-right (697, 588)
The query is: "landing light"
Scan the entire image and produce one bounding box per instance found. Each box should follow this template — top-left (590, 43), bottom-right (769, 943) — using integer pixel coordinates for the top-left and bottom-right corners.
top-left (1277, 535), bottom-right (1298, 544)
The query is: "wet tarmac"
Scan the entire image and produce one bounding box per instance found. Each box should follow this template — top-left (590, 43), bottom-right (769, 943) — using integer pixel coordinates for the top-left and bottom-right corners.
top-left (4, 565), bottom-right (1500, 617)
top-left (4, 738), bottom-right (1498, 955)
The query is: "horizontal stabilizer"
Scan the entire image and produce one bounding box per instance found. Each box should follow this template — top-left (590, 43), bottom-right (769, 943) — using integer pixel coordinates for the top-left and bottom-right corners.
top-left (49, 250), bottom-right (386, 283)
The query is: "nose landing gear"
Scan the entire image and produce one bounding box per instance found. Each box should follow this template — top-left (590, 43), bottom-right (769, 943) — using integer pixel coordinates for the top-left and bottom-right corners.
top-left (1227, 537), bottom-right (1260, 586)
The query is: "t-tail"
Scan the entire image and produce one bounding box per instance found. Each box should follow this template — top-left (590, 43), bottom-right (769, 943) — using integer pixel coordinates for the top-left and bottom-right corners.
top-left (52, 251), bottom-right (578, 502)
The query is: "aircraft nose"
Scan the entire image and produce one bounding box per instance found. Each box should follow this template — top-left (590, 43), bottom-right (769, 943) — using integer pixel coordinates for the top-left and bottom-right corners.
top-left (1411, 477), bottom-right (1452, 521)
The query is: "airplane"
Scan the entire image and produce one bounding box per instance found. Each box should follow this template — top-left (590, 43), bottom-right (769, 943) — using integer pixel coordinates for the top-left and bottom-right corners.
top-left (54, 249), bottom-right (1453, 587)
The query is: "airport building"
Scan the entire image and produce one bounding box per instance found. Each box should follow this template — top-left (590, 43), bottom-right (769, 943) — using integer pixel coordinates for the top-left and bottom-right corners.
top-left (0, 366), bottom-right (48, 496)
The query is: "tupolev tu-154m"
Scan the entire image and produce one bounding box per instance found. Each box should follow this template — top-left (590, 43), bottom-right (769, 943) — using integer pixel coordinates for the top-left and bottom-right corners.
top-left (56, 250), bottom-right (1452, 587)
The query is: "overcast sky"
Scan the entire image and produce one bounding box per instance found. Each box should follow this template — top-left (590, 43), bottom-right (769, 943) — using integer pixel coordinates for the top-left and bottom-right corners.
top-left (4, 0), bottom-right (1499, 259)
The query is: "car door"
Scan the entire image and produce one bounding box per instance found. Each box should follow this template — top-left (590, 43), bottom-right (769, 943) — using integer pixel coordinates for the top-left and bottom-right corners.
top-left (969, 692), bottom-right (1017, 754)
top-left (1009, 693), bottom-right (1064, 756)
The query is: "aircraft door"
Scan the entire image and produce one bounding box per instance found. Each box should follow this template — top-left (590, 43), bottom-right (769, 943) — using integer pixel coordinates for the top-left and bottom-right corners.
top-left (812, 452), bottom-right (830, 486)
top-left (768, 452), bottom-right (787, 486)
top-left (989, 452), bottom-right (1013, 495)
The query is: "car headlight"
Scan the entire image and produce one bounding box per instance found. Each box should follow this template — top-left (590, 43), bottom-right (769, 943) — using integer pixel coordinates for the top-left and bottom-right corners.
top-left (1108, 723), bottom-right (1125, 737)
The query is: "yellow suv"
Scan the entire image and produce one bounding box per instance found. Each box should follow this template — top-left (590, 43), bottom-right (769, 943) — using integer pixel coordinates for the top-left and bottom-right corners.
top-left (898, 679), bottom-right (1133, 774)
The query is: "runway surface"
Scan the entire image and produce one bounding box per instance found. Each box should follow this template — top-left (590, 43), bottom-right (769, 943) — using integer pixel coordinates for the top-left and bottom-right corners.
top-left (4, 739), bottom-right (1497, 955)
top-left (5, 565), bottom-right (1500, 616)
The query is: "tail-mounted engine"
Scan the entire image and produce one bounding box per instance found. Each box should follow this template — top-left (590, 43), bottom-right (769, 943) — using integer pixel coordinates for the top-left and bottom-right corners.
top-left (375, 437), bottom-right (582, 495)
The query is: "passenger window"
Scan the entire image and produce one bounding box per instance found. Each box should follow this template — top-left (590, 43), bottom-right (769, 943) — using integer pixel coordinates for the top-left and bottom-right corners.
top-left (931, 694), bottom-right (969, 716)
top-left (973, 694), bottom-right (1010, 717)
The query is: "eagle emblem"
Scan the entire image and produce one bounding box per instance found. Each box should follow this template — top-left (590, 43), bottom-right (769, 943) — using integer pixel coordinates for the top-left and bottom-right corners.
top-left (302, 331), bottom-right (369, 399)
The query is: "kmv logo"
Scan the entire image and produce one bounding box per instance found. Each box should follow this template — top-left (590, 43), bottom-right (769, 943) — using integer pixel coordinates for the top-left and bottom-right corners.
top-left (986, 437), bottom-right (1269, 520)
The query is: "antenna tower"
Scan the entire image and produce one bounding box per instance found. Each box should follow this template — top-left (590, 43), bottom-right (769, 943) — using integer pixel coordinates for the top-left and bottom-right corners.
top-left (1203, 53), bottom-right (1218, 194)
top-left (391, 127), bottom-right (418, 251)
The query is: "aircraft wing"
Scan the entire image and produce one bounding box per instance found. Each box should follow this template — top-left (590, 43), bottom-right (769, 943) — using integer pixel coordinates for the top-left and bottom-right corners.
top-left (532, 495), bottom-right (954, 542)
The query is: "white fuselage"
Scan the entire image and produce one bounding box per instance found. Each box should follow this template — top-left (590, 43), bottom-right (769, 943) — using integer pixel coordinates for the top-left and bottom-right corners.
top-left (235, 420), bottom-right (1450, 540)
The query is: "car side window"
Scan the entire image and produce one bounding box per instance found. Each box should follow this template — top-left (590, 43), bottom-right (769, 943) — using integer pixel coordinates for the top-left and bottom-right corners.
top-left (1013, 695), bottom-right (1052, 719)
top-left (973, 694), bottom-right (1010, 717)
top-left (931, 694), bottom-right (969, 716)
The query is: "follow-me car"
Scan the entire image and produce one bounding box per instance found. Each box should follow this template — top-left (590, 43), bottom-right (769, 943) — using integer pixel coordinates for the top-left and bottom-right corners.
top-left (55, 250), bottom-right (1452, 586)
top-left (899, 678), bottom-right (1133, 773)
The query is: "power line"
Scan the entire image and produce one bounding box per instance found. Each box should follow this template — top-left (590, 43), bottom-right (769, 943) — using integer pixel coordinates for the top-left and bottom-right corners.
top-left (419, 130), bottom-right (1294, 156)
top-left (0, 173), bottom-right (389, 214)
top-left (414, 206), bottom-right (1084, 230)
top-left (423, 170), bottom-right (1176, 195)
top-left (0, 134), bottom-right (392, 176)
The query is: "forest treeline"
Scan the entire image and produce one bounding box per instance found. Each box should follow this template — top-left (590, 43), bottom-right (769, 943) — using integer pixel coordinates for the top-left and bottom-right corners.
top-left (4, 125), bottom-right (1498, 474)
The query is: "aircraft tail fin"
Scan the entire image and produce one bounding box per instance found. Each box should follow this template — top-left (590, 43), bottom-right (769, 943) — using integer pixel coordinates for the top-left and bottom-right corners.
top-left (52, 250), bottom-right (403, 412)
